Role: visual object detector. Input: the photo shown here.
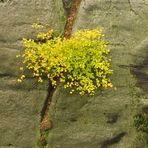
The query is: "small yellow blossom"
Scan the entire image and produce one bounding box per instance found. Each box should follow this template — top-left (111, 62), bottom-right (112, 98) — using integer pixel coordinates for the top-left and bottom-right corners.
top-left (20, 75), bottom-right (25, 79)
top-left (19, 67), bottom-right (23, 71)
top-left (16, 54), bottom-right (20, 58)
top-left (17, 79), bottom-right (22, 83)
top-left (38, 77), bottom-right (43, 83)
top-left (31, 23), bottom-right (44, 29)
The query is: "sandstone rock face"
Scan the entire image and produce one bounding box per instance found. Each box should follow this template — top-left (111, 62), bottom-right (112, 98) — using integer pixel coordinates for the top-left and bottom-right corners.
top-left (0, 0), bottom-right (66, 147)
top-left (47, 0), bottom-right (148, 148)
top-left (0, 0), bottom-right (66, 49)
top-left (0, 0), bottom-right (148, 147)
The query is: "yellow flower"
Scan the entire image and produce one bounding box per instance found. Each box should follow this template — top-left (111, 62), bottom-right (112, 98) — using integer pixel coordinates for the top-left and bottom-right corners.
top-left (19, 67), bottom-right (23, 71)
top-left (38, 77), bottom-right (43, 83)
top-left (17, 79), bottom-right (22, 83)
top-left (16, 54), bottom-right (20, 58)
top-left (20, 75), bottom-right (25, 79)
top-left (31, 23), bottom-right (44, 29)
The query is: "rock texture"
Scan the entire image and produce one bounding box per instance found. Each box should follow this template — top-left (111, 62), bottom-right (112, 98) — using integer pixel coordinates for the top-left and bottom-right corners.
top-left (0, 0), bottom-right (66, 49)
top-left (47, 0), bottom-right (148, 148)
top-left (0, 0), bottom-right (66, 147)
top-left (0, 0), bottom-right (148, 147)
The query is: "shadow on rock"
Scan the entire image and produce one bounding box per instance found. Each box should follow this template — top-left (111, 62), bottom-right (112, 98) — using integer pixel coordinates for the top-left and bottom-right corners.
top-left (101, 132), bottom-right (127, 148)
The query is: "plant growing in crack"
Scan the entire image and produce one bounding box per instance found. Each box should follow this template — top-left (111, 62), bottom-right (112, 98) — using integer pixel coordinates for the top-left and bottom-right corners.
top-left (17, 28), bottom-right (113, 95)
top-left (17, 26), bottom-right (113, 146)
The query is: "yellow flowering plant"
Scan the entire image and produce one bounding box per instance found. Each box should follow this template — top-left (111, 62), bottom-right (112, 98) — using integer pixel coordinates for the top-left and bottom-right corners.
top-left (17, 29), bottom-right (113, 95)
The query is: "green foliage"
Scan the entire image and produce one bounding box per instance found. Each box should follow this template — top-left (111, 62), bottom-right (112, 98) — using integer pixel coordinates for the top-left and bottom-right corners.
top-left (17, 28), bottom-right (113, 95)
top-left (134, 113), bottom-right (148, 134)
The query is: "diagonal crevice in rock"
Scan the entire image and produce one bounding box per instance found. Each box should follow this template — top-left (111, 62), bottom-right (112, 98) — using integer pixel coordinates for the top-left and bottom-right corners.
top-left (38, 0), bottom-right (82, 146)
top-left (101, 132), bottom-right (127, 148)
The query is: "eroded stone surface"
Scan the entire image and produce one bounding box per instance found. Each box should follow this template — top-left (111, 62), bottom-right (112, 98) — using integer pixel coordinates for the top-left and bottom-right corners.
top-left (0, 0), bottom-right (66, 147)
top-left (0, 0), bottom-right (66, 49)
top-left (0, 0), bottom-right (148, 147)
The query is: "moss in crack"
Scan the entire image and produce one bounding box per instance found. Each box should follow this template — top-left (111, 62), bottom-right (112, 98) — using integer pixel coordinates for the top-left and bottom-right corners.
top-left (37, 131), bottom-right (48, 147)
top-left (134, 112), bottom-right (148, 134)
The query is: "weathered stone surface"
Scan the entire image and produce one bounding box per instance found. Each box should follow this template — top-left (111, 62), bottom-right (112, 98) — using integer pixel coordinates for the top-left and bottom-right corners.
top-left (0, 0), bottom-right (66, 147)
top-left (0, 0), bottom-right (66, 49)
top-left (47, 0), bottom-right (148, 147)
top-left (0, 0), bottom-right (148, 147)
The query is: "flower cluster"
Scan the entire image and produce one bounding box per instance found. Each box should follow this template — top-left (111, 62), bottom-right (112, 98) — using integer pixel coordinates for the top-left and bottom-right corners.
top-left (17, 29), bottom-right (113, 95)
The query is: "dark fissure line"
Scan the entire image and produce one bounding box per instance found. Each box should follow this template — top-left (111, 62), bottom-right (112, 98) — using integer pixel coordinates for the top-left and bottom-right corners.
top-left (63, 0), bottom-right (82, 39)
top-left (130, 54), bottom-right (148, 93)
top-left (40, 0), bottom-right (82, 126)
top-left (0, 73), bottom-right (14, 77)
top-left (41, 0), bottom-right (81, 125)
top-left (101, 132), bottom-right (127, 148)
top-left (40, 84), bottom-right (55, 121)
